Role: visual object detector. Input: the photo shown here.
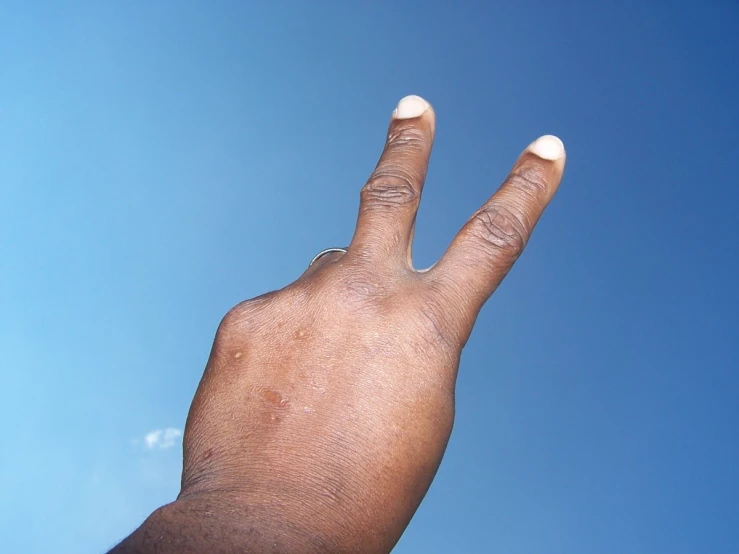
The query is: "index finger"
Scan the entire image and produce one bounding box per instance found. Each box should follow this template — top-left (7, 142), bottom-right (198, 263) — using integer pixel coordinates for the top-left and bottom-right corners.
top-left (427, 135), bottom-right (566, 342)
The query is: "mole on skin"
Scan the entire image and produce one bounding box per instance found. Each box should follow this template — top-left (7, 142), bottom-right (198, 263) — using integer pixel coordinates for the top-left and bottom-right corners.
top-left (262, 388), bottom-right (289, 408)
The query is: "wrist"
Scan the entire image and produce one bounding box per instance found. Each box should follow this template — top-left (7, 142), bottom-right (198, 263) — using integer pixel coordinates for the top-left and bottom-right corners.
top-left (109, 493), bottom-right (333, 554)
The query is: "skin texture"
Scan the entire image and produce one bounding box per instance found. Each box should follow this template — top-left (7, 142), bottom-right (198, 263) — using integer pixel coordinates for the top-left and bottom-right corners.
top-left (110, 96), bottom-right (566, 553)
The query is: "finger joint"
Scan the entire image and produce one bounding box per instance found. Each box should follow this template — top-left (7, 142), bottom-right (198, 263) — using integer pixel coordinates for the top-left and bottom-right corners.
top-left (469, 203), bottom-right (529, 259)
top-left (507, 164), bottom-right (550, 199)
top-left (361, 167), bottom-right (420, 210)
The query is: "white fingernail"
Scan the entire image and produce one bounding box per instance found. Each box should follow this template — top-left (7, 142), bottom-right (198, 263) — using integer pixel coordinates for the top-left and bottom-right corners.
top-left (393, 95), bottom-right (430, 119)
top-left (528, 135), bottom-right (565, 160)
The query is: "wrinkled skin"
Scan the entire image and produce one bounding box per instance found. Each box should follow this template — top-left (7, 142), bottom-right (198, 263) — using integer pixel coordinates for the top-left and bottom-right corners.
top-left (112, 96), bottom-right (566, 553)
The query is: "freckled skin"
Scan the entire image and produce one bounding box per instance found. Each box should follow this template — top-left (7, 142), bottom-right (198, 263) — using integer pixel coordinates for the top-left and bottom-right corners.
top-left (110, 98), bottom-right (565, 554)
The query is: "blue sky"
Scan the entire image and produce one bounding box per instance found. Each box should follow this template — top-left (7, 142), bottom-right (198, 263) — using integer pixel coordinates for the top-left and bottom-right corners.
top-left (1, 1), bottom-right (737, 552)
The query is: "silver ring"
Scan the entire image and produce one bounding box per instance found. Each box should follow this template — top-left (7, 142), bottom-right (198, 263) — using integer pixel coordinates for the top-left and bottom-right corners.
top-left (309, 247), bottom-right (347, 267)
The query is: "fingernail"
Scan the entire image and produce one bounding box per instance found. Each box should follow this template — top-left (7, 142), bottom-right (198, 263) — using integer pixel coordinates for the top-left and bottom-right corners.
top-left (393, 95), bottom-right (430, 119)
top-left (528, 135), bottom-right (565, 160)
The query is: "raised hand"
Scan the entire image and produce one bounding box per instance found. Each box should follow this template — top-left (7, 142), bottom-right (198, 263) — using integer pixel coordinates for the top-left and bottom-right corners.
top-left (112, 95), bottom-right (566, 554)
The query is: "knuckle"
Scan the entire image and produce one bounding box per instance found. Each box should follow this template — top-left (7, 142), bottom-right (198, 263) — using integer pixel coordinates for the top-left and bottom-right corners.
top-left (219, 302), bottom-right (248, 330)
top-left (361, 166), bottom-right (420, 209)
top-left (217, 292), bottom-right (277, 336)
top-left (469, 203), bottom-right (528, 258)
top-left (359, 125), bottom-right (428, 210)
top-left (507, 164), bottom-right (550, 198)
top-left (216, 303), bottom-right (253, 341)
top-left (335, 269), bottom-right (391, 309)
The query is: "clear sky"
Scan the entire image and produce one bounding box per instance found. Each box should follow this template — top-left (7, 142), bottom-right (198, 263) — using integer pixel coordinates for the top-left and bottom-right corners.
top-left (1, 1), bottom-right (737, 552)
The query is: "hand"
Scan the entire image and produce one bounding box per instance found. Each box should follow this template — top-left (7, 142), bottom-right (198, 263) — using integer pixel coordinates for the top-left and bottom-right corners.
top-left (112, 95), bottom-right (566, 553)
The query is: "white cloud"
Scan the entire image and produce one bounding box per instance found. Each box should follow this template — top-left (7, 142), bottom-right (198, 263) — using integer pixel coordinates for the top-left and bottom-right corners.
top-left (141, 428), bottom-right (182, 450)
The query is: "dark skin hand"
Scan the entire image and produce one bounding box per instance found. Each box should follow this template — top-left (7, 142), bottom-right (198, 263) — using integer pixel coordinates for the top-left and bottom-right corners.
top-left (110, 95), bottom-right (566, 553)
